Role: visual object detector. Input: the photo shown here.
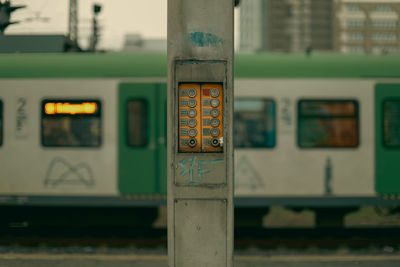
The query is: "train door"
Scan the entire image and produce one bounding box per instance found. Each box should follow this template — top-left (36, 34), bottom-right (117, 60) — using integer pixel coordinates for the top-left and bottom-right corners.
top-left (118, 83), bottom-right (166, 195)
top-left (375, 83), bottom-right (400, 195)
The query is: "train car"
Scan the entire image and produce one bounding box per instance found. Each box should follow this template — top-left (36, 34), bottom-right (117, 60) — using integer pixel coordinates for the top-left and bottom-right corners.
top-left (1, 52), bottom-right (400, 227)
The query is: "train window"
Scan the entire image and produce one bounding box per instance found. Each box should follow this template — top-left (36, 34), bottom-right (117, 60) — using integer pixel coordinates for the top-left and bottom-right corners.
top-left (0, 100), bottom-right (3, 146)
top-left (383, 100), bottom-right (400, 147)
top-left (41, 100), bottom-right (102, 147)
top-left (298, 100), bottom-right (359, 148)
top-left (234, 98), bottom-right (276, 148)
top-left (127, 99), bottom-right (148, 147)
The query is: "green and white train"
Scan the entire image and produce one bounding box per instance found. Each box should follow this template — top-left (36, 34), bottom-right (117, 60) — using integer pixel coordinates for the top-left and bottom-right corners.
top-left (1, 53), bottom-right (400, 226)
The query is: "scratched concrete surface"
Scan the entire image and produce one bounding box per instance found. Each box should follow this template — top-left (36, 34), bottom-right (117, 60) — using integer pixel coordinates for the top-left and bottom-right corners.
top-left (1, 255), bottom-right (400, 267)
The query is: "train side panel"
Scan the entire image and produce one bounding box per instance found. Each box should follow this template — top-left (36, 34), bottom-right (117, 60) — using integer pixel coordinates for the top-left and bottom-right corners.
top-left (375, 83), bottom-right (400, 195)
top-left (234, 79), bottom-right (375, 197)
top-left (0, 80), bottom-right (119, 196)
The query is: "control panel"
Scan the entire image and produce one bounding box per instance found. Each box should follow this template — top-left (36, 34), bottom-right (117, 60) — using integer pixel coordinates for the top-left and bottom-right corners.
top-left (178, 83), bottom-right (223, 153)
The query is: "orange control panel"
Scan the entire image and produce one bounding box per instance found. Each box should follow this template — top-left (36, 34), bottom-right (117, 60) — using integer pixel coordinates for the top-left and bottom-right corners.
top-left (178, 83), bottom-right (223, 153)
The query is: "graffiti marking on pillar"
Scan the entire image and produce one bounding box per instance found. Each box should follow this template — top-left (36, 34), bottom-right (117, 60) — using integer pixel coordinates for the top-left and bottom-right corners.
top-left (179, 156), bottom-right (224, 185)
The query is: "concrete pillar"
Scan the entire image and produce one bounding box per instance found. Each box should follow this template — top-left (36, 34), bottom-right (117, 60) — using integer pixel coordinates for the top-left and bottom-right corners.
top-left (167, 0), bottom-right (234, 266)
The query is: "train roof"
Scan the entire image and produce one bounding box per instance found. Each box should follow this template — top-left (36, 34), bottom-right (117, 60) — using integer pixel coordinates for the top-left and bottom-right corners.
top-left (0, 52), bottom-right (399, 79)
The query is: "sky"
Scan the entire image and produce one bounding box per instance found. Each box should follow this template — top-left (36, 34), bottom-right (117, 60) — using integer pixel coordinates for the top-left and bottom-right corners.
top-left (7, 0), bottom-right (239, 51)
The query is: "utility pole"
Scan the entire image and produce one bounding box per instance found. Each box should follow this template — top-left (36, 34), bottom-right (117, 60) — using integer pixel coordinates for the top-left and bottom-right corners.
top-left (68, 0), bottom-right (78, 46)
top-left (89, 4), bottom-right (101, 52)
top-left (167, 0), bottom-right (234, 266)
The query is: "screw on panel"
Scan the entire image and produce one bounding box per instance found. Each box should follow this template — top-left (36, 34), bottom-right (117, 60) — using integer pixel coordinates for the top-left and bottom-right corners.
top-left (188, 138), bottom-right (197, 147)
top-left (211, 138), bottom-right (220, 147)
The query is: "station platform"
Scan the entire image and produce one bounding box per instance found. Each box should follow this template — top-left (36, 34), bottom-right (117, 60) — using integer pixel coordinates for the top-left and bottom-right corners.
top-left (0, 254), bottom-right (400, 267)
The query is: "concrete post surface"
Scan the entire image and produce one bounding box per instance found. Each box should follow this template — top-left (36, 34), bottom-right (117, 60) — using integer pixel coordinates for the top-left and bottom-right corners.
top-left (167, 0), bottom-right (234, 266)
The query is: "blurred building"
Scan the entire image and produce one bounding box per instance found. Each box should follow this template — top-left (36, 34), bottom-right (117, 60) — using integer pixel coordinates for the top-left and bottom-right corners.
top-left (334, 0), bottom-right (400, 54)
top-left (0, 35), bottom-right (66, 53)
top-left (240, 0), bottom-right (334, 53)
top-left (122, 34), bottom-right (166, 52)
top-left (239, 0), bottom-right (264, 52)
top-left (240, 0), bottom-right (400, 54)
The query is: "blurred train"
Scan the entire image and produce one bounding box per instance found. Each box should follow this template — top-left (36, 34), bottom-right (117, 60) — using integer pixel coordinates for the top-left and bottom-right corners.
top-left (1, 53), bottom-right (400, 227)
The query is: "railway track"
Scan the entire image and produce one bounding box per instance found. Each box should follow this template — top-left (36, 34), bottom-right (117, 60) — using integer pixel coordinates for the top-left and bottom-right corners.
top-left (1, 226), bottom-right (400, 249)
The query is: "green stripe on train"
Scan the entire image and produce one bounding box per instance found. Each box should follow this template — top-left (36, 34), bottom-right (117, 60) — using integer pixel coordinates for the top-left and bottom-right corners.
top-left (0, 53), bottom-right (399, 78)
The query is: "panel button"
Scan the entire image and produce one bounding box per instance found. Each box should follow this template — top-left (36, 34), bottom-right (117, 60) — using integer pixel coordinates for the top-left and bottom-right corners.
top-left (211, 128), bottom-right (220, 137)
top-left (188, 88), bottom-right (197, 98)
top-left (188, 108), bottom-right (197, 118)
top-left (211, 99), bottom-right (220, 107)
top-left (210, 88), bottom-right (220, 98)
top-left (211, 118), bottom-right (220, 127)
top-left (188, 118), bottom-right (197, 127)
top-left (188, 128), bottom-right (197, 137)
top-left (211, 108), bottom-right (219, 117)
top-left (188, 99), bottom-right (197, 108)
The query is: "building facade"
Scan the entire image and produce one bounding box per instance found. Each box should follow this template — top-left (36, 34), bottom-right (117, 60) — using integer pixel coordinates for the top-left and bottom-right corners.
top-left (240, 0), bottom-right (333, 53)
top-left (240, 0), bottom-right (400, 54)
top-left (334, 0), bottom-right (400, 54)
top-left (122, 34), bottom-right (166, 52)
top-left (239, 0), bottom-right (264, 52)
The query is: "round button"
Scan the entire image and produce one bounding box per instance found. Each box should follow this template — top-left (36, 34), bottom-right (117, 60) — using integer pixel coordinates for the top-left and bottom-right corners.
top-left (188, 119), bottom-right (197, 127)
top-left (188, 108), bottom-right (197, 118)
top-left (211, 138), bottom-right (220, 147)
top-left (210, 88), bottom-right (220, 98)
top-left (211, 99), bottom-right (220, 107)
top-left (188, 99), bottom-right (197, 108)
top-left (188, 128), bottom-right (197, 137)
top-left (188, 88), bottom-right (197, 98)
top-left (211, 118), bottom-right (220, 127)
top-left (211, 128), bottom-right (220, 137)
top-left (211, 108), bottom-right (219, 117)
top-left (188, 138), bottom-right (197, 148)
